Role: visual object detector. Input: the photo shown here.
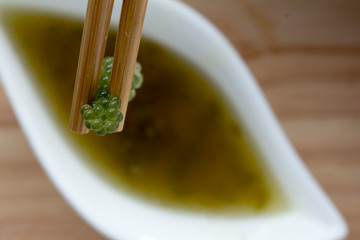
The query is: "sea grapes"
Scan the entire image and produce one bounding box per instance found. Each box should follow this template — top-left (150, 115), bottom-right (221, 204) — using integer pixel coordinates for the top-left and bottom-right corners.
top-left (81, 57), bottom-right (143, 136)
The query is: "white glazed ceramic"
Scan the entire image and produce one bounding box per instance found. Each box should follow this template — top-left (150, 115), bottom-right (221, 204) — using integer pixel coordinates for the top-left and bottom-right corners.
top-left (0, 0), bottom-right (348, 239)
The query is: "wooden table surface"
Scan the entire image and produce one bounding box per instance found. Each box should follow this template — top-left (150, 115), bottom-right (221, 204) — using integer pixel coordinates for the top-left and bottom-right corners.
top-left (1, 0), bottom-right (359, 239)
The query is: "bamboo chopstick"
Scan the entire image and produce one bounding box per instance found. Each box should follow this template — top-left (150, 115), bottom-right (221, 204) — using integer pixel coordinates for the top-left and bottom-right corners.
top-left (109, 0), bottom-right (148, 132)
top-left (69, 0), bottom-right (147, 134)
top-left (69, 0), bottom-right (114, 134)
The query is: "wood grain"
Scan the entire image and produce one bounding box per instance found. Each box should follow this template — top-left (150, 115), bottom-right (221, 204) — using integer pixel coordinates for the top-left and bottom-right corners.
top-left (1, 0), bottom-right (359, 239)
top-left (69, 0), bottom-right (114, 134)
top-left (109, 0), bottom-right (148, 132)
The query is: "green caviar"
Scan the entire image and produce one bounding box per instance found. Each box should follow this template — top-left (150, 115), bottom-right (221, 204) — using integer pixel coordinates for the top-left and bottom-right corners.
top-left (81, 57), bottom-right (143, 135)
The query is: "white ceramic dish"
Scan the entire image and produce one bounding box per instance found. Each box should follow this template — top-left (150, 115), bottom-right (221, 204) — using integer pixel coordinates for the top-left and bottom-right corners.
top-left (0, 0), bottom-right (348, 239)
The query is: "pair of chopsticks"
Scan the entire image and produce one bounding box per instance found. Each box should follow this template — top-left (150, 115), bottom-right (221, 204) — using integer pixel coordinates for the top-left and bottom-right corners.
top-left (69, 0), bottom-right (148, 134)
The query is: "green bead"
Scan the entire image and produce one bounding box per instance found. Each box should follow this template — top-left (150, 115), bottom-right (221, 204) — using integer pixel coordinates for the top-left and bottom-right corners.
top-left (132, 73), bottom-right (143, 89)
top-left (105, 65), bottom-right (113, 72)
top-left (96, 97), bottom-right (106, 103)
top-left (93, 105), bottom-right (105, 117)
top-left (98, 83), bottom-right (109, 92)
top-left (80, 104), bottom-right (92, 114)
top-left (83, 109), bottom-right (95, 120)
top-left (98, 98), bottom-right (110, 109)
top-left (96, 128), bottom-right (107, 136)
top-left (134, 62), bottom-right (142, 72)
top-left (104, 120), bottom-right (119, 133)
top-left (104, 63), bottom-right (113, 69)
top-left (98, 91), bottom-right (110, 99)
top-left (100, 75), bottom-right (109, 83)
top-left (106, 107), bottom-right (120, 121)
top-left (129, 89), bottom-right (136, 101)
top-left (114, 112), bottom-right (123, 123)
top-left (85, 120), bottom-right (92, 129)
top-left (109, 99), bottom-right (121, 109)
top-left (91, 102), bottom-right (97, 108)
top-left (109, 95), bottom-right (119, 101)
top-left (103, 56), bottom-right (113, 66)
top-left (91, 119), bottom-right (103, 131)
top-left (106, 107), bottom-right (116, 119)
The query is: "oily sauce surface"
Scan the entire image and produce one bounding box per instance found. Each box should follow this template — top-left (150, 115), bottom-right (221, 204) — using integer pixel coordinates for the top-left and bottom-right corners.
top-left (2, 11), bottom-right (276, 212)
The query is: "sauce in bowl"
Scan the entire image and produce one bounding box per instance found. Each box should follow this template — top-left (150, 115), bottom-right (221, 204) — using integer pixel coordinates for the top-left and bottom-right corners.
top-left (2, 11), bottom-right (283, 213)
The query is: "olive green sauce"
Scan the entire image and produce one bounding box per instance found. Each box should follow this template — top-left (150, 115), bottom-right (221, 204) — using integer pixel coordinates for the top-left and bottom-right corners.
top-left (1, 11), bottom-right (284, 213)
